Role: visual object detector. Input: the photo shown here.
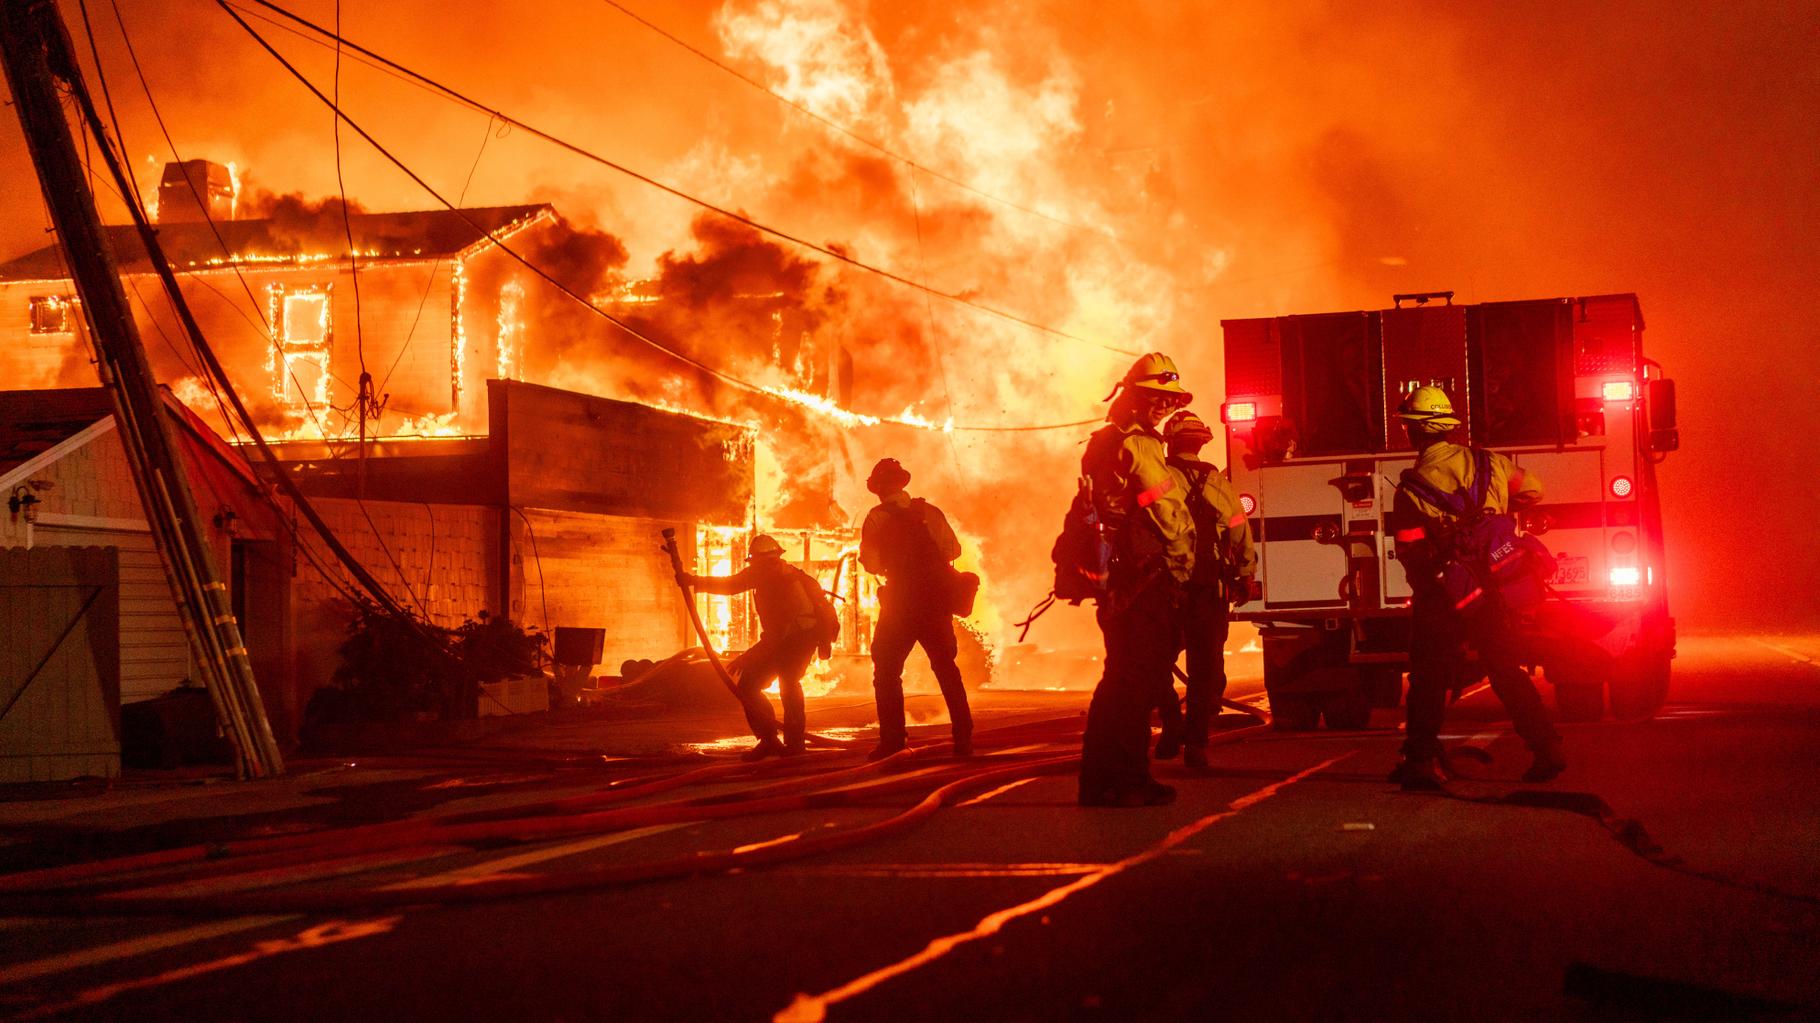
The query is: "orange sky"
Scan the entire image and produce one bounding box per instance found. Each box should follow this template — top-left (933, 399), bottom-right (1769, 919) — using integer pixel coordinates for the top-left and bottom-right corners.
top-left (2, 0), bottom-right (1816, 629)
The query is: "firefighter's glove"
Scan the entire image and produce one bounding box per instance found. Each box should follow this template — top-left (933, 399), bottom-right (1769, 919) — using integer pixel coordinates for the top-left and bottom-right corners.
top-left (817, 640), bottom-right (833, 661)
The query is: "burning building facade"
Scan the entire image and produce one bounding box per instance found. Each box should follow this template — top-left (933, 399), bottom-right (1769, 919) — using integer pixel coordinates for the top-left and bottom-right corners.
top-left (0, 160), bottom-right (556, 439)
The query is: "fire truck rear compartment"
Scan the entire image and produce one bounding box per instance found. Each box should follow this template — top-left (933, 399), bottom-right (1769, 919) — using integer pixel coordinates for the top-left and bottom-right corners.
top-left (1222, 294), bottom-right (1676, 729)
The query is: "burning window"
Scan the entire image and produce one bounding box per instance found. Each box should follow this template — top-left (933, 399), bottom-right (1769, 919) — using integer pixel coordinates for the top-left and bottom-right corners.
top-left (28, 295), bottom-right (71, 335)
top-left (268, 285), bottom-right (333, 411)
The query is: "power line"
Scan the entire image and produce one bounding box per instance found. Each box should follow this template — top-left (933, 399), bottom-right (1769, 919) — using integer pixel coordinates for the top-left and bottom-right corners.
top-left (595, 0), bottom-right (1120, 244)
top-left (101, 0), bottom-right (348, 441)
top-left (223, 0), bottom-right (1136, 359)
top-left (218, 2), bottom-right (1105, 436)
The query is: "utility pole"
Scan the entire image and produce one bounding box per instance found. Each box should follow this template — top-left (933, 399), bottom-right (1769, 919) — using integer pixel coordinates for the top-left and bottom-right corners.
top-left (1, 0), bottom-right (284, 777)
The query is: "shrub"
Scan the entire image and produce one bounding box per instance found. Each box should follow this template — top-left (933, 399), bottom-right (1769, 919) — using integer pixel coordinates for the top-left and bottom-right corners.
top-left (309, 598), bottom-right (547, 725)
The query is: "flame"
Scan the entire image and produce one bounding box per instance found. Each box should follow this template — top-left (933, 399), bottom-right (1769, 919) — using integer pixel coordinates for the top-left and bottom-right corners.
top-left (714, 0), bottom-right (894, 126)
top-left (496, 278), bottom-right (525, 380)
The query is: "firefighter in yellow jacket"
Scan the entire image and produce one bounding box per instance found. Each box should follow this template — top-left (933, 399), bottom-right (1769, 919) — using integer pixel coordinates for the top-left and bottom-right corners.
top-left (1078, 353), bottom-right (1196, 807)
top-left (1389, 386), bottom-right (1565, 789)
top-left (859, 458), bottom-right (972, 760)
top-left (678, 534), bottom-right (823, 762)
top-left (1154, 409), bottom-right (1256, 771)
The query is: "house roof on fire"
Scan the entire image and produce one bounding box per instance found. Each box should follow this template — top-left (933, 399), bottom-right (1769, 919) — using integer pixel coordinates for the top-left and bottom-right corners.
top-left (0, 204), bottom-right (554, 282)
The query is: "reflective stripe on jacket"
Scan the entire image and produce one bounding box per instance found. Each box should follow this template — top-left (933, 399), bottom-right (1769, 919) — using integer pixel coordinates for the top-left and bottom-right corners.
top-left (1083, 418), bottom-right (1195, 584)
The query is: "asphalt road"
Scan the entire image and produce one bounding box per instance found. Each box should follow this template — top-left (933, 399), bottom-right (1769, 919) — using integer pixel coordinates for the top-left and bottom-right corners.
top-left (1, 633), bottom-right (1817, 1021)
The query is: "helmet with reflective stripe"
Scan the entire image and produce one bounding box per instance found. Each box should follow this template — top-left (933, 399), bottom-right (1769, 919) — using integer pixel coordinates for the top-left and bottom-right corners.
top-left (1396, 385), bottom-right (1461, 433)
top-left (747, 534), bottom-right (785, 560)
top-left (1107, 352), bottom-right (1193, 405)
top-left (1164, 410), bottom-right (1215, 449)
top-left (1126, 353), bottom-right (1192, 398)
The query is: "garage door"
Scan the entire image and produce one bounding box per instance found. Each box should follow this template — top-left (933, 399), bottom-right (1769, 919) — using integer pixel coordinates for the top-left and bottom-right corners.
top-left (34, 526), bottom-right (191, 704)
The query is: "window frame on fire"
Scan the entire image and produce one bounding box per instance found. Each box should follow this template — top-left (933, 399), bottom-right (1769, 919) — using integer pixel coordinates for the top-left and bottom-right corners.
top-left (28, 295), bottom-right (74, 336)
top-left (266, 282), bottom-right (335, 408)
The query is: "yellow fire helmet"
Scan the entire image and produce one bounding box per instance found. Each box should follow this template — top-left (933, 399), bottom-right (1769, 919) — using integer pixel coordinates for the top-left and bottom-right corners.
top-left (1396, 385), bottom-right (1462, 433)
top-left (747, 534), bottom-right (785, 560)
top-left (1164, 409), bottom-right (1216, 448)
top-left (1106, 352), bottom-right (1193, 404)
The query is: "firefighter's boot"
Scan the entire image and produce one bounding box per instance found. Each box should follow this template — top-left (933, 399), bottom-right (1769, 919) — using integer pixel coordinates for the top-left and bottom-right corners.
top-left (1183, 744), bottom-right (1211, 772)
top-left (1390, 757), bottom-right (1449, 792)
top-left (866, 740), bottom-right (907, 762)
top-left (742, 737), bottom-right (785, 763)
top-left (782, 735), bottom-right (807, 758)
top-left (951, 730), bottom-right (974, 758)
top-left (1521, 742), bottom-right (1567, 783)
top-left (1154, 724), bottom-right (1182, 761)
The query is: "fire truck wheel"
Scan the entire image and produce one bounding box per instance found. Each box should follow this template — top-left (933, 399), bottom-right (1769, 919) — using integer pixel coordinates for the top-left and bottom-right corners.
top-left (1319, 690), bottom-right (1371, 730)
top-left (1607, 651), bottom-right (1671, 721)
top-left (1268, 693), bottom-right (1321, 731)
top-left (1554, 682), bottom-right (1605, 723)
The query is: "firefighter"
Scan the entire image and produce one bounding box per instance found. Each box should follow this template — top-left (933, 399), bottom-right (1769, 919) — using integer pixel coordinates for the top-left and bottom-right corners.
top-left (1078, 353), bottom-right (1197, 807)
top-left (677, 534), bottom-right (825, 761)
top-left (1388, 385), bottom-right (1566, 790)
top-left (859, 458), bottom-right (973, 759)
top-left (1153, 409), bottom-right (1256, 771)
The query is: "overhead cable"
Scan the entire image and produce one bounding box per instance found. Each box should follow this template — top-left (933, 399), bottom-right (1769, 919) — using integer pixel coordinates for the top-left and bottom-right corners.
top-left (218, 2), bottom-right (1104, 435)
top-left (223, 0), bottom-right (1137, 359)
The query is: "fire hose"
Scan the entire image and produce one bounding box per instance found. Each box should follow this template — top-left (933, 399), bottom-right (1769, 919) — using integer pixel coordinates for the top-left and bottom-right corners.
top-left (0, 718), bottom-right (1273, 919)
top-left (0, 716), bottom-right (1086, 898)
top-left (659, 527), bottom-right (740, 698)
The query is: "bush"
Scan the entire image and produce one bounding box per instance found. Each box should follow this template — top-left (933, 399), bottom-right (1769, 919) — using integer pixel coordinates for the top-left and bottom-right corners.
top-left (308, 598), bottom-right (547, 725)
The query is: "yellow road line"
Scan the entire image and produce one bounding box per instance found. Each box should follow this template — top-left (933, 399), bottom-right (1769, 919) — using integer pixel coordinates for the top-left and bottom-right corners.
top-left (383, 823), bottom-right (689, 890)
top-left (0, 916), bottom-right (292, 987)
top-left (1753, 638), bottom-right (1817, 666)
top-left (774, 752), bottom-right (1352, 1023)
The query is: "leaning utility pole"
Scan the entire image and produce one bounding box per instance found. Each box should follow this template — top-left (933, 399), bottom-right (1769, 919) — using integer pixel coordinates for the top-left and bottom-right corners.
top-left (1, 0), bottom-right (284, 777)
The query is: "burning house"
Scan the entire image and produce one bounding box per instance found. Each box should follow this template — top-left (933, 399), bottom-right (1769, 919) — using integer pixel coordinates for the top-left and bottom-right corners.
top-left (0, 159), bottom-right (555, 437)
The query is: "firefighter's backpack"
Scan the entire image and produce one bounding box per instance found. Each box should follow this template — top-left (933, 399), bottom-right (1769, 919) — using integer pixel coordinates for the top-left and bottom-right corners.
top-left (1398, 449), bottom-right (1553, 614)
top-left (1050, 476), bottom-right (1113, 604)
top-left (792, 567), bottom-right (841, 657)
top-left (877, 499), bottom-right (978, 617)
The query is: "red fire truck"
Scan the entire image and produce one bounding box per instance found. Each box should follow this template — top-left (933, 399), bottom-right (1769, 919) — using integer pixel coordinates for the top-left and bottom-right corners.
top-left (1219, 292), bottom-right (1678, 728)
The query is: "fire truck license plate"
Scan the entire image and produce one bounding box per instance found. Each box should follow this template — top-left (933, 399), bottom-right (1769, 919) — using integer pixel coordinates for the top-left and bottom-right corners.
top-left (1551, 556), bottom-right (1589, 585)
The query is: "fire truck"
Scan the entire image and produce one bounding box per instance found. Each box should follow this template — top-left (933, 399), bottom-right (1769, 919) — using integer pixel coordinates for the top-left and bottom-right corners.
top-left (1219, 292), bottom-right (1678, 728)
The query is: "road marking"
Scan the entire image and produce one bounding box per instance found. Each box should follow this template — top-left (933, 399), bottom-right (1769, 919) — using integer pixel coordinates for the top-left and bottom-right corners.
top-left (0, 916), bottom-right (293, 987)
top-left (12, 917), bottom-right (399, 1022)
top-left (773, 753), bottom-right (1352, 1023)
top-left (956, 778), bottom-right (1037, 807)
top-left (382, 823), bottom-right (689, 890)
top-left (780, 863), bottom-right (1104, 879)
top-left (1753, 638), bottom-right (1817, 666)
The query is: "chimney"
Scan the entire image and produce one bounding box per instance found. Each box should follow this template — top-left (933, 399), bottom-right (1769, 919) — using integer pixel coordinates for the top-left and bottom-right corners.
top-left (156, 160), bottom-right (236, 224)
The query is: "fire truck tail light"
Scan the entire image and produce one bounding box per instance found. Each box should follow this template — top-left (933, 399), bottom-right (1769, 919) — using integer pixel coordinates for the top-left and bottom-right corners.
top-left (1602, 380), bottom-right (1638, 402)
top-left (1610, 566), bottom-right (1641, 587)
top-left (1610, 476), bottom-right (1634, 498)
top-left (1222, 402), bottom-right (1257, 424)
top-left (1238, 493), bottom-right (1256, 515)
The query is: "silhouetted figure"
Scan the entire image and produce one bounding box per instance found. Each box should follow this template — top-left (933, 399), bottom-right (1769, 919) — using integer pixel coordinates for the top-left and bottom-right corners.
top-left (678, 534), bottom-right (826, 761)
top-left (860, 458), bottom-right (973, 759)
top-left (1079, 354), bottom-right (1196, 807)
